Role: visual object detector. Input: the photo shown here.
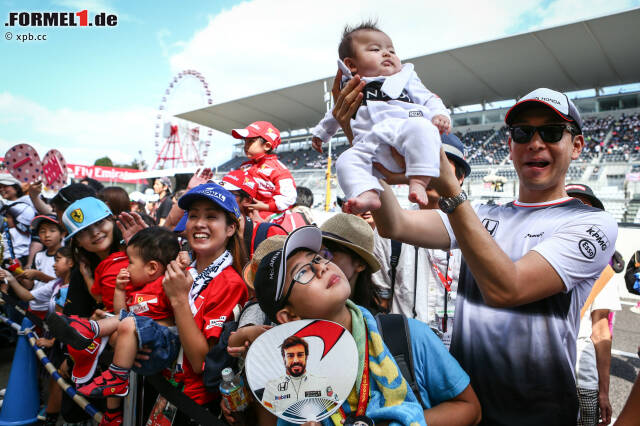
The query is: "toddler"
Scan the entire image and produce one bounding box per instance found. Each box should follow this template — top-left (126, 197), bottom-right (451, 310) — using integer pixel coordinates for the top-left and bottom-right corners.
top-left (231, 121), bottom-right (297, 218)
top-left (312, 22), bottom-right (451, 212)
top-left (47, 226), bottom-right (180, 398)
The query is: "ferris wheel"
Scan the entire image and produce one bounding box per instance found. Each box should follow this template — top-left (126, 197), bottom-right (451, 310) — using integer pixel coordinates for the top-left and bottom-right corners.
top-left (152, 70), bottom-right (214, 170)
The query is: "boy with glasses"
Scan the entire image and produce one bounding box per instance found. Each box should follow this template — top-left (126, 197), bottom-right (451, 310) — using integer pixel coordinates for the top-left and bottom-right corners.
top-left (372, 87), bottom-right (618, 425)
top-left (253, 226), bottom-right (480, 426)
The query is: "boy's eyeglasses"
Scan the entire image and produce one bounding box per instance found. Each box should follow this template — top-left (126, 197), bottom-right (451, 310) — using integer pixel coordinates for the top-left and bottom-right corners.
top-left (509, 124), bottom-right (575, 144)
top-left (278, 251), bottom-right (333, 307)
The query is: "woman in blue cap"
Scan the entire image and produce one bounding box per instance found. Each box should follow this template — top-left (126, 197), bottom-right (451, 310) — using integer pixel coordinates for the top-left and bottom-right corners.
top-left (61, 197), bottom-right (130, 314)
top-left (162, 182), bottom-right (249, 423)
top-left (52, 196), bottom-right (131, 425)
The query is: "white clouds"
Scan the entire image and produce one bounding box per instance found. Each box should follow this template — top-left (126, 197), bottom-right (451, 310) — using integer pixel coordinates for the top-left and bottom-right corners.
top-left (168, 0), bottom-right (636, 104)
top-left (0, 91), bottom-right (235, 169)
top-left (0, 92), bottom-right (157, 166)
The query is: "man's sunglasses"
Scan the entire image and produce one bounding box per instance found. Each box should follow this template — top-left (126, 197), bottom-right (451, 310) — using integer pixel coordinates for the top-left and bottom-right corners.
top-left (509, 124), bottom-right (576, 144)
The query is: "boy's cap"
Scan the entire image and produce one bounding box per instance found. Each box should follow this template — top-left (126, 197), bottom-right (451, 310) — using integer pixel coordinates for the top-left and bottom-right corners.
top-left (566, 183), bottom-right (604, 210)
top-left (62, 197), bottom-right (112, 242)
top-left (0, 174), bottom-right (20, 186)
top-left (505, 88), bottom-right (583, 133)
top-left (442, 133), bottom-right (471, 178)
top-left (320, 213), bottom-right (380, 272)
top-left (31, 215), bottom-right (62, 232)
top-left (254, 226), bottom-right (323, 323)
top-left (242, 234), bottom-right (287, 290)
top-left (158, 176), bottom-right (173, 191)
top-left (178, 182), bottom-right (241, 219)
top-left (220, 169), bottom-right (258, 199)
top-left (231, 121), bottom-right (281, 150)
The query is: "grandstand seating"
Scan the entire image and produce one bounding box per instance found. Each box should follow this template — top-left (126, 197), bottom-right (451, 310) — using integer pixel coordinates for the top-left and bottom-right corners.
top-left (216, 111), bottom-right (638, 173)
top-left (213, 107), bottom-right (640, 222)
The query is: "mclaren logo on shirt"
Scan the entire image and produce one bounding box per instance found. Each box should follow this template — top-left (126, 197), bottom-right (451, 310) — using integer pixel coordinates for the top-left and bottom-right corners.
top-left (482, 218), bottom-right (499, 237)
top-left (585, 225), bottom-right (609, 251)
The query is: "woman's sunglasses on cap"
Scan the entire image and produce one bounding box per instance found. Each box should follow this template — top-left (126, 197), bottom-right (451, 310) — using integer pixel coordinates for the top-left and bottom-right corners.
top-left (509, 124), bottom-right (577, 144)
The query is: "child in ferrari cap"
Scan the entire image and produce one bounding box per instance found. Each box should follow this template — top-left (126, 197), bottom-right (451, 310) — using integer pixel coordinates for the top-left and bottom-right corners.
top-left (253, 226), bottom-right (480, 426)
top-left (231, 121), bottom-right (297, 219)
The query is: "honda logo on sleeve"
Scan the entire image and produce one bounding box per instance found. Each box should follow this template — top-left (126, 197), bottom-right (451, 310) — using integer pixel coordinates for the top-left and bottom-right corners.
top-left (482, 218), bottom-right (499, 237)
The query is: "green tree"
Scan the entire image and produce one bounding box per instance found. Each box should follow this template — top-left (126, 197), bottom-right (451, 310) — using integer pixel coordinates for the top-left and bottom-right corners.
top-left (94, 156), bottom-right (113, 167)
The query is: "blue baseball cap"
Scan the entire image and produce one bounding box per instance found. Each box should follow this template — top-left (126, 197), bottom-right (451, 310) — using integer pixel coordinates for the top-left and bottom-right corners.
top-left (62, 197), bottom-right (112, 242)
top-left (178, 182), bottom-right (241, 219)
top-left (173, 212), bottom-right (188, 233)
top-left (442, 133), bottom-right (471, 178)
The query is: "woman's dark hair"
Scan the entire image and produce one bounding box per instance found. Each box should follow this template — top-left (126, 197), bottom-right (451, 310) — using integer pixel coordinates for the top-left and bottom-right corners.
top-left (70, 216), bottom-right (124, 271)
top-left (52, 183), bottom-right (96, 213)
top-left (9, 184), bottom-right (23, 198)
top-left (323, 239), bottom-right (382, 314)
top-left (80, 177), bottom-right (105, 193)
top-left (98, 186), bottom-right (130, 217)
top-left (137, 212), bottom-right (157, 227)
top-left (225, 211), bottom-right (248, 275)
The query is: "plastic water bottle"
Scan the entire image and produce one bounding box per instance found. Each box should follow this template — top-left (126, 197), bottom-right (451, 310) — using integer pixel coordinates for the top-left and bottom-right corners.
top-left (220, 367), bottom-right (249, 413)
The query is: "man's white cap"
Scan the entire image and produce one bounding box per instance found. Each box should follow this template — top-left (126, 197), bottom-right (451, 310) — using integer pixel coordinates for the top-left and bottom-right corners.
top-left (505, 88), bottom-right (583, 133)
top-left (0, 174), bottom-right (20, 186)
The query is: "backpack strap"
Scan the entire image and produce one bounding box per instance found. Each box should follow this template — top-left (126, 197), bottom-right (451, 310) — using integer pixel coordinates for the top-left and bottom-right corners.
top-left (412, 246), bottom-right (419, 318)
top-left (389, 240), bottom-right (402, 309)
top-left (252, 222), bottom-right (287, 254)
top-left (243, 217), bottom-right (254, 257)
top-left (375, 313), bottom-right (424, 408)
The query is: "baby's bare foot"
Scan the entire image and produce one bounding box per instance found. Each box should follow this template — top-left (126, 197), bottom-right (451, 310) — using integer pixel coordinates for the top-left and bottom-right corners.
top-left (409, 177), bottom-right (430, 209)
top-left (345, 190), bottom-right (381, 215)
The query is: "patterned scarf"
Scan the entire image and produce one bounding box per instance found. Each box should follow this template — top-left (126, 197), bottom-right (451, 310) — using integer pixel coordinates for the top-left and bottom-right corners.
top-left (187, 250), bottom-right (232, 315)
top-left (328, 301), bottom-right (425, 426)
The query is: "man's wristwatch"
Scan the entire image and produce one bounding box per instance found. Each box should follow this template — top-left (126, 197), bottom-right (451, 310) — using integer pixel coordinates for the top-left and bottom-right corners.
top-left (438, 190), bottom-right (467, 214)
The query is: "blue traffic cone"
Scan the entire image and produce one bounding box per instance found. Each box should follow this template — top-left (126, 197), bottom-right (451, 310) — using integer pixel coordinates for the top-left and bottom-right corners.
top-left (0, 318), bottom-right (39, 425)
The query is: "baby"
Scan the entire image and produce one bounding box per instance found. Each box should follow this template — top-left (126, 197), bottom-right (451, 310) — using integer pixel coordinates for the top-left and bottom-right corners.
top-left (312, 21), bottom-right (451, 212)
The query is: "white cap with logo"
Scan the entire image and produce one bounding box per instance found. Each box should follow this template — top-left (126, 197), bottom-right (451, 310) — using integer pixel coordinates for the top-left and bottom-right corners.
top-left (505, 88), bottom-right (583, 133)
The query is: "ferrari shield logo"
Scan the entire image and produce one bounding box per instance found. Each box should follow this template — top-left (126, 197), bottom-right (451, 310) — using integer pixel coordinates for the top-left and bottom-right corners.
top-left (71, 209), bottom-right (84, 223)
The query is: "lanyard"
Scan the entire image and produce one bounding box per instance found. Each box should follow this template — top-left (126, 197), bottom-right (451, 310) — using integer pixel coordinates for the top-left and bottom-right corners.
top-left (339, 326), bottom-right (370, 419)
top-left (426, 251), bottom-right (453, 333)
top-left (426, 251), bottom-right (453, 292)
